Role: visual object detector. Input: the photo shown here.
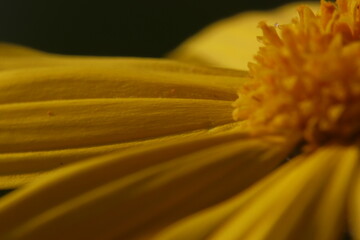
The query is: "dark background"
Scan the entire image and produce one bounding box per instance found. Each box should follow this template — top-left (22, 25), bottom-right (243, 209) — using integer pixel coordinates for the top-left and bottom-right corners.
top-left (0, 0), bottom-right (317, 57)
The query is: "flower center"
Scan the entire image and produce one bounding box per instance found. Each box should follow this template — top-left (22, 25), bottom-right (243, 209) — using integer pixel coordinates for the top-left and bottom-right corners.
top-left (233, 0), bottom-right (360, 148)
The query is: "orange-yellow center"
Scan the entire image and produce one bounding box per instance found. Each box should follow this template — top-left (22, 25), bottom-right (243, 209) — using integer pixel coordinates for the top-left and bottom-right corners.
top-left (233, 0), bottom-right (360, 147)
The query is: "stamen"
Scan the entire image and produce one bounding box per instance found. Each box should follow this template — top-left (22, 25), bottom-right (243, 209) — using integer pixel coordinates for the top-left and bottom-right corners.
top-left (233, 0), bottom-right (360, 148)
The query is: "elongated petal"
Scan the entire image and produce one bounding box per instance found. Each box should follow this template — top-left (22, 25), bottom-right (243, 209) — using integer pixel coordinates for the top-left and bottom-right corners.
top-left (156, 145), bottom-right (358, 240)
top-left (0, 122), bottom-right (238, 175)
top-left (169, 2), bottom-right (319, 70)
top-left (0, 173), bottom-right (44, 189)
top-left (0, 44), bottom-right (250, 188)
top-left (0, 66), bottom-right (245, 104)
top-left (0, 43), bottom-right (248, 105)
top-left (0, 131), bottom-right (296, 240)
top-left (0, 98), bottom-right (234, 153)
top-left (0, 130), bottom-right (252, 233)
top-left (293, 146), bottom-right (359, 240)
top-left (349, 164), bottom-right (360, 240)
top-left (0, 42), bottom-right (244, 76)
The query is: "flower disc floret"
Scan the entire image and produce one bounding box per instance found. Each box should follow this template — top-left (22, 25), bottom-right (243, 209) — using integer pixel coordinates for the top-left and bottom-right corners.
top-left (233, 0), bottom-right (360, 147)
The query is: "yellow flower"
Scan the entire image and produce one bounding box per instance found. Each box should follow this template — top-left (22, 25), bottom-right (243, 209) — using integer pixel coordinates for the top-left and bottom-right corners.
top-left (0, 1), bottom-right (359, 240)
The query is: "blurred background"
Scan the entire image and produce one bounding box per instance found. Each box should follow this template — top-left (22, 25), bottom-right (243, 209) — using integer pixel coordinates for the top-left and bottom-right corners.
top-left (0, 0), bottom-right (317, 57)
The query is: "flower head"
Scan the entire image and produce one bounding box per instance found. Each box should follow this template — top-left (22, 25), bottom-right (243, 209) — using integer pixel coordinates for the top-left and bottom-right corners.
top-left (233, 0), bottom-right (360, 149)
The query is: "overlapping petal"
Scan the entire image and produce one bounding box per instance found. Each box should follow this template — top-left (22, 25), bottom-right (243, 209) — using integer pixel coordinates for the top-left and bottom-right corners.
top-left (0, 130), bottom-right (296, 240)
top-left (155, 145), bottom-right (359, 240)
top-left (0, 43), bottom-right (249, 188)
top-left (349, 164), bottom-right (360, 239)
top-left (168, 2), bottom-right (319, 70)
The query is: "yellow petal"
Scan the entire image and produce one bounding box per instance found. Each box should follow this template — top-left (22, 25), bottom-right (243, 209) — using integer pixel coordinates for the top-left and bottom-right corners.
top-left (169, 2), bottom-right (319, 70)
top-left (349, 162), bottom-right (360, 240)
top-left (0, 131), bottom-right (296, 239)
top-left (0, 122), bottom-right (238, 175)
top-left (0, 130), bottom-right (251, 234)
top-left (156, 145), bottom-right (358, 240)
top-left (0, 43), bottom-right (248, 104)
top-left (0, 173), bottom-right (44, 189)
top-left (0, 42), bottom-right (244, 75)
top-left (0, 98), bottom-right (234, 153)
top-left (0, 46), bottom-right (250, 187)
top-left (0, 66), bottom-right (245, 104)
top-left (295, 146), bottom-right (358, 240)
top-left (0, 42), bottom-right (48, 57)
top-left (154, 150), bottom-right (299, 240)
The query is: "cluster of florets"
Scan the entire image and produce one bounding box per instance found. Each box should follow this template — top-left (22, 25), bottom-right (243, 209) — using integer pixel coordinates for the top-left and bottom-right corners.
top-left (233, 0), bottom-right (360, 147)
